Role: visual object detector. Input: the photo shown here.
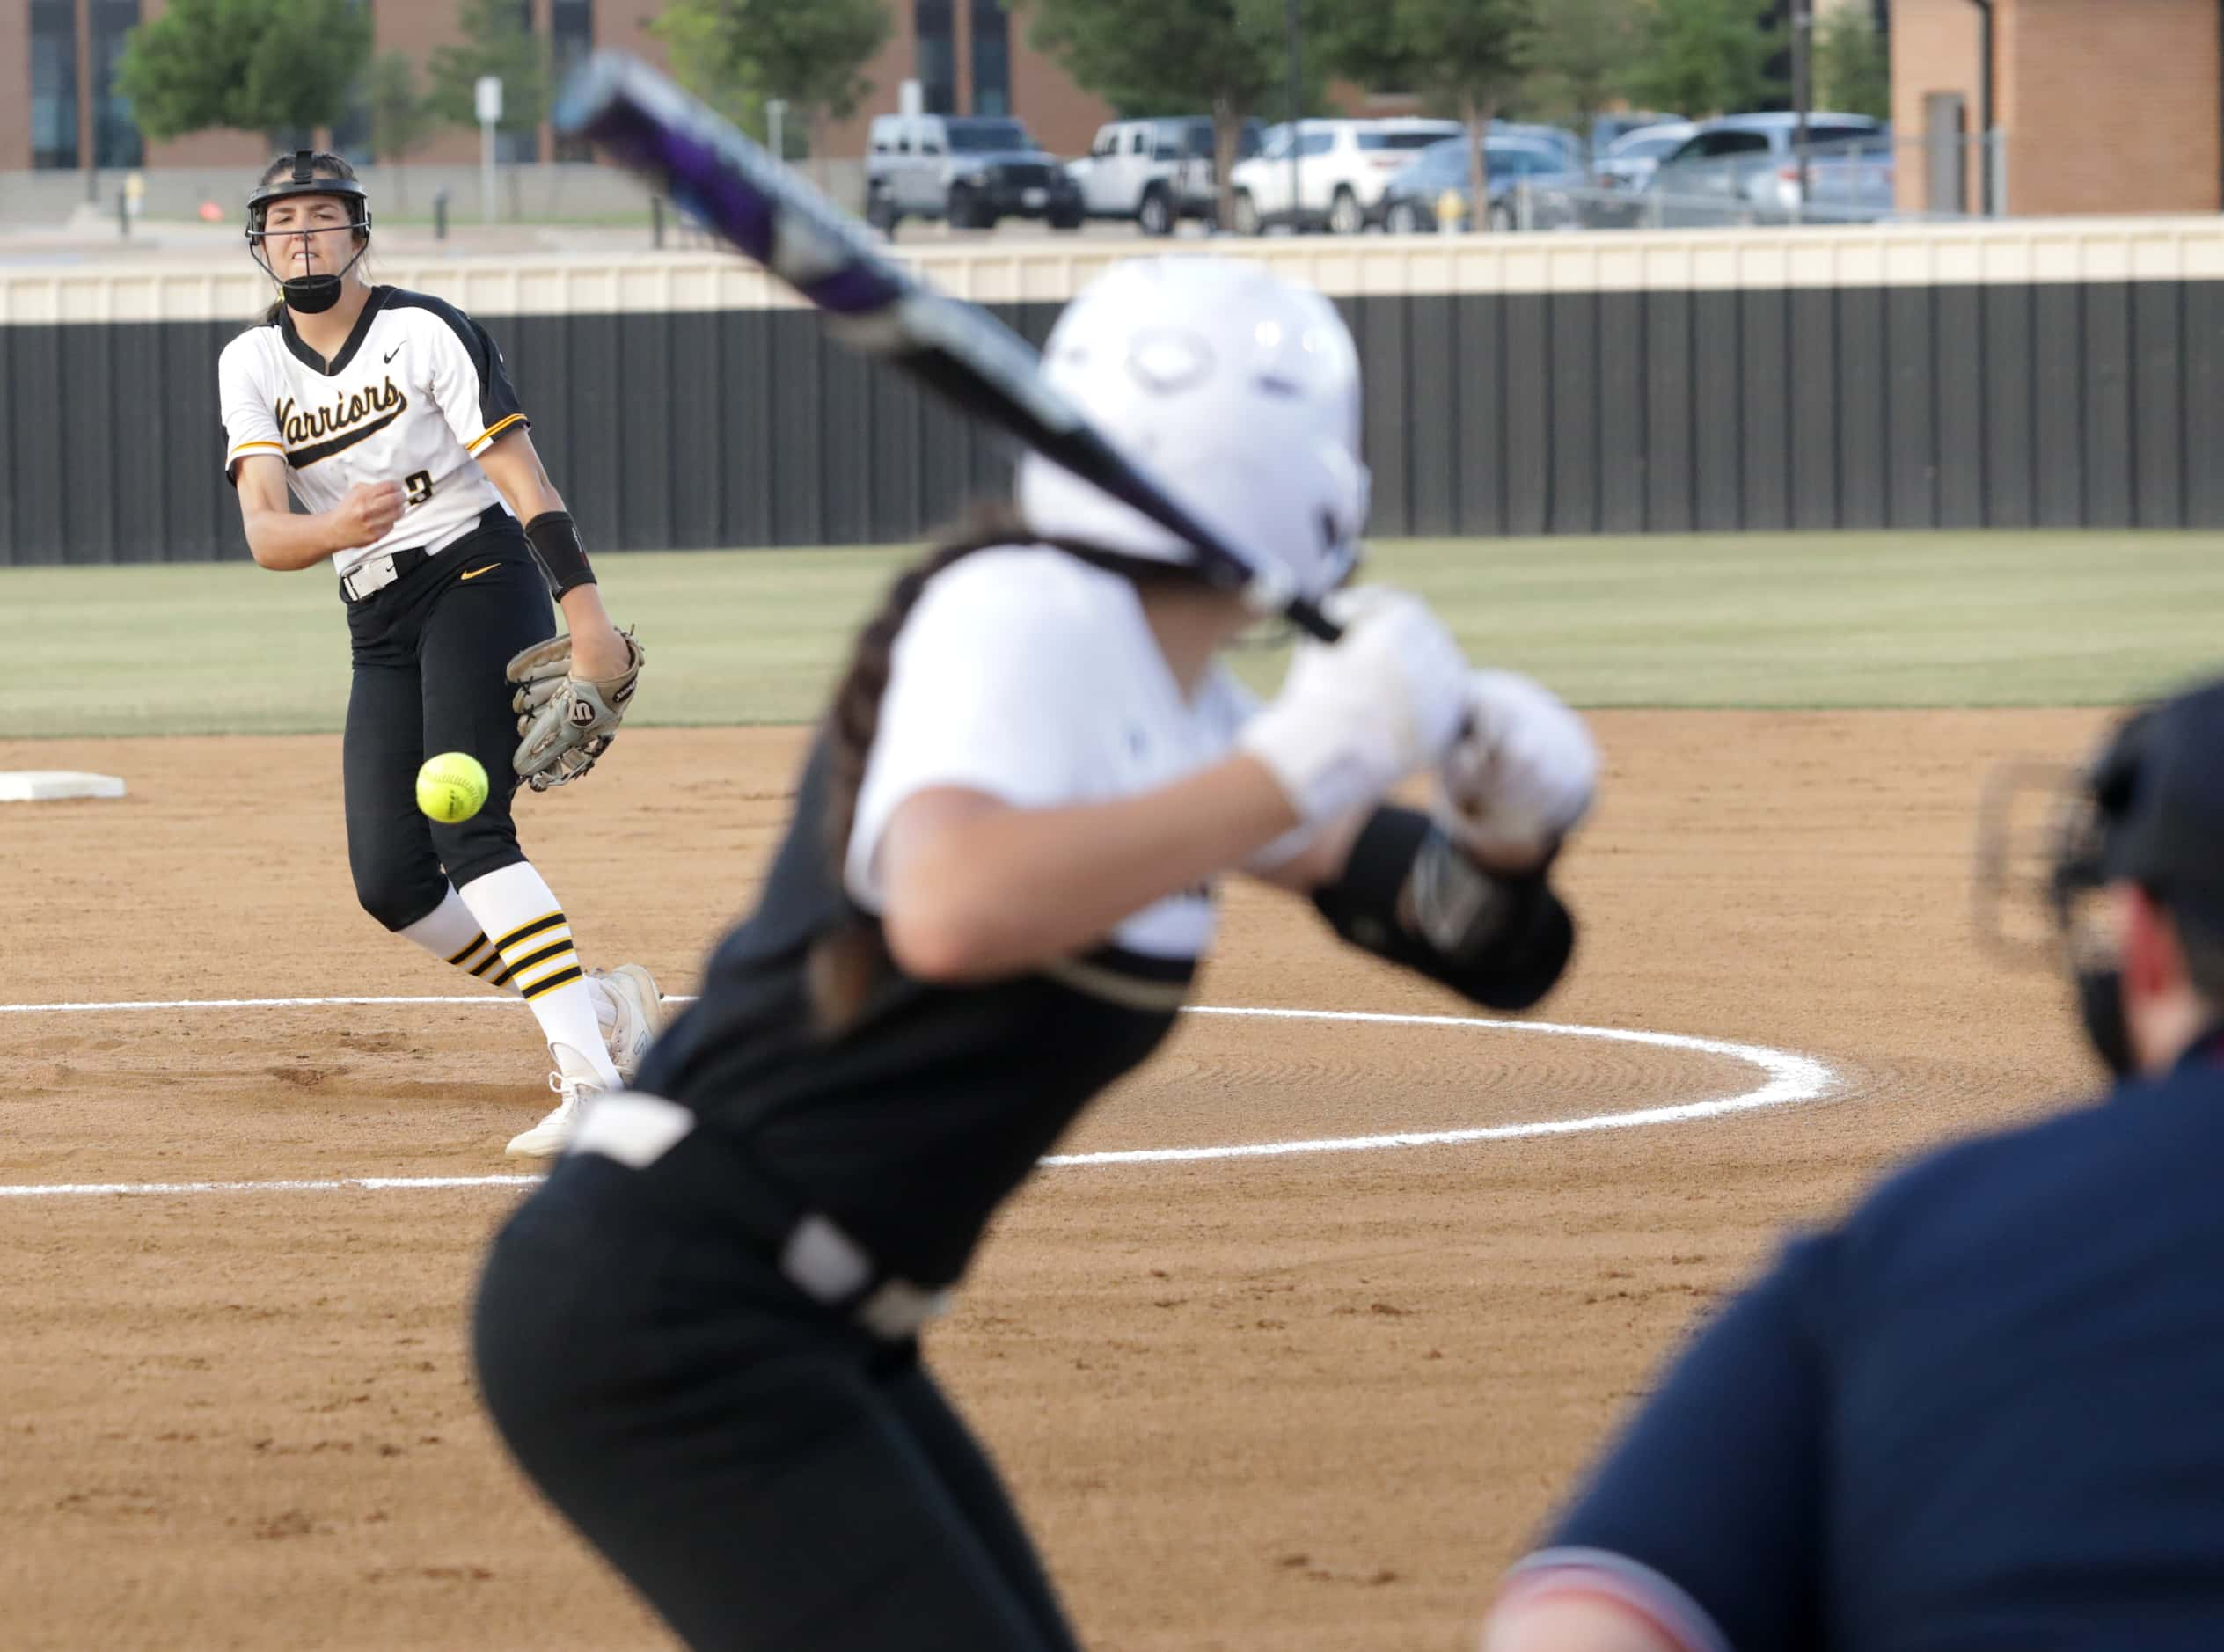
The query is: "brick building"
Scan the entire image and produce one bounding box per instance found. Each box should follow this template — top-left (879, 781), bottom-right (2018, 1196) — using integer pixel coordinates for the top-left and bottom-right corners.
top-left (1892, 0), bottom-right (2223, 215)
top-left (0, 0), bottom-right (1114, 175)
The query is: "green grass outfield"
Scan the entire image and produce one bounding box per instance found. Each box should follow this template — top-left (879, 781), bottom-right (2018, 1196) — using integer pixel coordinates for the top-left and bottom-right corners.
top-left (12, 532), bottom-right (2224, 738)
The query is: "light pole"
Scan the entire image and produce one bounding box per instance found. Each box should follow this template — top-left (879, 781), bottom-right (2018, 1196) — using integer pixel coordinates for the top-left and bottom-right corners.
top-left (1285, 0), bottom-right (1304, 232)
top-left (1966, 0), bottom-right (1995, 215)
top-left (1790, 0), bottom-right (1811, 215)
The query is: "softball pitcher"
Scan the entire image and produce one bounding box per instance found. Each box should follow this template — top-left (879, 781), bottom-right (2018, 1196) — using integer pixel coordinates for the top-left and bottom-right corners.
top-left (473, 256), bottom-right (1601, 1648)
top-left (218, 150), bottom-right (660, 1158)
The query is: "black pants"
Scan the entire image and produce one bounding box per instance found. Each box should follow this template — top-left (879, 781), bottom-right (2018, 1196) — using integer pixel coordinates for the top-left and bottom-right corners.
top-left (341, 512), bottom-right (554, 931)
top-left (472, 1137), bottom-right (1081, 1652)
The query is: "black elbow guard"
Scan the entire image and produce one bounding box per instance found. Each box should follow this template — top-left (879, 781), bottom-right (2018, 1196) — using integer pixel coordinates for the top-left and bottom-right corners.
top-left (1311, 807), bottom-right (1576, 1012)
top-left (524, 509), bottom-right (596, 598)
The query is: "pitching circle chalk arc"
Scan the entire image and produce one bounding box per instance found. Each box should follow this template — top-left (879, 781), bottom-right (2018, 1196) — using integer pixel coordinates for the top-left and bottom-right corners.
top-left (0, 996), bottom-right (1842, 1197)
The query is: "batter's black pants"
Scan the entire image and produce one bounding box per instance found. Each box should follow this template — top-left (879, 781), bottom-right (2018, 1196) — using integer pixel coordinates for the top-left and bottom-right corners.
top-left (341, 509), bottom-right (555, 931)
top-left (472, 1134), bottom-right (1081, 1652)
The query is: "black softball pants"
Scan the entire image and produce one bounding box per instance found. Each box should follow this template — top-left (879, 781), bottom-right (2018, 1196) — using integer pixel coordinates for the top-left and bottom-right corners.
top-left (472, 1137), bottom-right (1081, 1652)
top-left (340, 511), bottom-right (555, 931)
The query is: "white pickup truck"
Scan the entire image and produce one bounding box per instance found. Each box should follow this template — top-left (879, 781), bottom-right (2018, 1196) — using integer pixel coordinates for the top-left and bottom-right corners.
top-left (1064, 117), bottom-right (1262, 236)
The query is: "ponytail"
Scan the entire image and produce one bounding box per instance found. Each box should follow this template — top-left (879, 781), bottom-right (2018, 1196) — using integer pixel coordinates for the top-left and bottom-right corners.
top-left (806, 508), bottom-right (1027, 1030)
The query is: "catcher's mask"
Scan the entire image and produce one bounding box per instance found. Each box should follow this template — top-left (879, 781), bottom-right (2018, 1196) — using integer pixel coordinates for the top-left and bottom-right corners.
top-left (246, 150), bottom-right (371, 315)
top-left (1976, 678), bottom-right (2224, 1078)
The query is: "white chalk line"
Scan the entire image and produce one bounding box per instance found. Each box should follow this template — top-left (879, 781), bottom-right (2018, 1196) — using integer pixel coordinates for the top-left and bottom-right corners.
top-left (0, 996), bottom-right (1840, 1198)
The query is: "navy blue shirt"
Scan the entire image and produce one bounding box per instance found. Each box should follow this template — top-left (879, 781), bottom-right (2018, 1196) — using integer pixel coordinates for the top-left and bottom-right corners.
top-left (1509, 1030), bottom-right (2224, 1651)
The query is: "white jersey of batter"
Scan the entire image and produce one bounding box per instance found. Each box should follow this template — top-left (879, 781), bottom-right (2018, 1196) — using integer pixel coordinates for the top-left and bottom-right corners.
top-left (217, 285), bottom-right (528, 577)
top-left (846, 545), bottom-right (1271, 967)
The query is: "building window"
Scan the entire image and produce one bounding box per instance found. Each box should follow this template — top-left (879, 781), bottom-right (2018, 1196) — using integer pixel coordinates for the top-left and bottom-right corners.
top-left (496, 0), bottom-right (538, 163)
top-left (969, 0), bottom-right (1009, 117)
top-left (90, 0), bottom-right (144, 168)
top-left (327, 0), bottom-right (373, 160)
top-left (552, 0), bottom-right (594, 161)
top-left (30, 0), bottom-right (78, 171)
top-left (916, 0), bottom-right (955, 115)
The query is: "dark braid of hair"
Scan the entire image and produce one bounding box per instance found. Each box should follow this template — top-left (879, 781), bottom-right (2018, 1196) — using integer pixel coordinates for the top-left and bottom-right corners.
top-left (806, 507), bottom-right (1029, 1030)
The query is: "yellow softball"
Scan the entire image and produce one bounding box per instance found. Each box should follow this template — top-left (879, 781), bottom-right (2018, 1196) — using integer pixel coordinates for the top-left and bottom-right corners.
top-left (416, 752), bottom-right (489, 824)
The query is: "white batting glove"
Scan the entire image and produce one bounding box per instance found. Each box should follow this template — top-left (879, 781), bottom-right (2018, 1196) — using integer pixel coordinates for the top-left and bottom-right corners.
top-left (1239, 587), bottom-right (1471, 827)
top-left (1436, 669), bottom-right (1598, 866)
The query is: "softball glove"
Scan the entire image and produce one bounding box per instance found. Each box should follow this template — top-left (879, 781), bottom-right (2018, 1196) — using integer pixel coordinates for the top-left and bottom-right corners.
top-left (507, 629), bottom-right (645, 791)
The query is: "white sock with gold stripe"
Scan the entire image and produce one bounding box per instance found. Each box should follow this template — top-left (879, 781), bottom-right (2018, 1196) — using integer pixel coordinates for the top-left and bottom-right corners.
top-left (457, 861), bottom-right (622, 1087)
top-left (398, 886), bottom-right (520, 994)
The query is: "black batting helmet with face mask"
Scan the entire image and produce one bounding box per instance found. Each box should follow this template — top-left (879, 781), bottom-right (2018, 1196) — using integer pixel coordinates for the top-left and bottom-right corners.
top-left (245, 150), bottom-right (372, 315)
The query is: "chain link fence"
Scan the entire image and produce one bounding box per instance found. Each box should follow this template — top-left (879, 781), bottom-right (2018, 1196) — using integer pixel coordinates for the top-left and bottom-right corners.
top-left (1412, 130), bottom-right (2014, 236)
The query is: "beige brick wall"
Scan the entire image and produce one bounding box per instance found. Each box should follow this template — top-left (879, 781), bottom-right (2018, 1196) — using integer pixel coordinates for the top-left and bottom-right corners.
top-left (822, 7), bottom-right (1115, 162)
top-left (822, 11), bottom-right (920, 164)
top-left (1007, 29), bottom-right (1115, 157)
top-left (2001, 0), bottom-right (2218, 214)
top-left (1894, 0), bottom-right (2220, 216)
top-left (1891, 0), bottom-right (1985, 213)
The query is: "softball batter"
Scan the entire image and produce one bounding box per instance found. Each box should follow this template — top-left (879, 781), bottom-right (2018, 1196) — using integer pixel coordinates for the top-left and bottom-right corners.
top-left (219, 150), bottom-right (660, 1158)
top-left (474, 256), bottom-right (1601, 1648)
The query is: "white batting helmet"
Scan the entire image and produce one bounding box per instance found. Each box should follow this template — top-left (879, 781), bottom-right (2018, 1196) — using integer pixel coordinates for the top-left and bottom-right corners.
top-left (1016, 255), bottom-right (1370, 606)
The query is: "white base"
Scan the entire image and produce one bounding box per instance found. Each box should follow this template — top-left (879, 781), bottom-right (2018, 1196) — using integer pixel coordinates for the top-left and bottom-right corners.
top-left (0, 771), bottom-right (128, 802)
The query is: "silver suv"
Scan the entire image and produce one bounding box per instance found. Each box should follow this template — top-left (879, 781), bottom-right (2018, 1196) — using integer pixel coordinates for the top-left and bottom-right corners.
top-left (866, 113), bottom-right (1084, 232)
top-left (1642, 113), bottom-right (1891, 225)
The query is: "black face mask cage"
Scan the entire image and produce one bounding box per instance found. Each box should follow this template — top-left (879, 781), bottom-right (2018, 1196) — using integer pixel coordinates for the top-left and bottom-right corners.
top-left (1973, 708), bottom-right (2164, 1078)
top-left (1973, 760), bottom-right (2095, 966)
top-left (245, 150), bottom-right (372, 310)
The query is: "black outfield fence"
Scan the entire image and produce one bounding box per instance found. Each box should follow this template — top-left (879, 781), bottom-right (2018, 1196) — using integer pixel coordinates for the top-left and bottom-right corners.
top-left (4, 231), bottom-right (2220, 566)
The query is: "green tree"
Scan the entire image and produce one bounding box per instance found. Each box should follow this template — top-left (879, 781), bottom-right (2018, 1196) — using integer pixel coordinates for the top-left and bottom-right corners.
top-left (1812, 4), bottom-right (1890, 121)
top-left (1525, 0), bottom-right (1643, 163)
top-left (427, 0), bottom-right (549, 157)
top-left (650, 0), bottom-right (889, 181)
top-left (1626, 0), bottom-right (1787, 119)
top-left (367, 51), bottom-right (435, 206)
top-left (1018, 0), bottom-right (1331, 229)
top-left (1320, 0), bottom-right (1537, 229)
top-left (116, 0), bottom-right (370, 145)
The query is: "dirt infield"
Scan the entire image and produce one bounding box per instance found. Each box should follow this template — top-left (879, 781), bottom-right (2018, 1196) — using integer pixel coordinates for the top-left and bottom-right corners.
top-left (2, 710), bottom-right (2109, 1650)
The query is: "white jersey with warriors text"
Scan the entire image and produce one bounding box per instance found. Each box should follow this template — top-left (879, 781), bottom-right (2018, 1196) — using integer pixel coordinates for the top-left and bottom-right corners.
top-left (217, 285), bottom-right (529, 577)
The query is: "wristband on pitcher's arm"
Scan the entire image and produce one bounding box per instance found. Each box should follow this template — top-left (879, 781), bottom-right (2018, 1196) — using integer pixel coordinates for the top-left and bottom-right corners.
top-left (1311, 806), bottom-right (1575, 1012)
top-left (524, 510), bottom-right (596, 598)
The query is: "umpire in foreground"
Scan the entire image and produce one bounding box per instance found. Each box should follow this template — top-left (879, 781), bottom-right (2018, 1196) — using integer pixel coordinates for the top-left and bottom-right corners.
top-left (1480, 673), bottom-right (2224, 1652)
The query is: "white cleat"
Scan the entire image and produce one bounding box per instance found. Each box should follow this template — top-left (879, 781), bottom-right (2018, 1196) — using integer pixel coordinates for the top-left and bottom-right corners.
top-left (592, 962), bottom-right (666, 1086)
top-left (506, 1045), bottom-right (608, 1159)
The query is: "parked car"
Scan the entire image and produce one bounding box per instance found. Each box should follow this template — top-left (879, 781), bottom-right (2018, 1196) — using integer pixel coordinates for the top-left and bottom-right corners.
top-left (1064, 116), bottom-right (1264, 235)
top-left (1228, 117), bottom-right (1465, 235)
top-left (866, 113), bottom-right (1084, 231)
top-left (1496, 120), bottom-right (1586, 172)
top-left (1592, 121), bottom-right (1697, 193)
top-left (1589, 110), bottom-right (1685, 159)
top-left (1641, 113), bottom-right (1891, 226)
top-left (1375, 135), bottom-right (1587, 233)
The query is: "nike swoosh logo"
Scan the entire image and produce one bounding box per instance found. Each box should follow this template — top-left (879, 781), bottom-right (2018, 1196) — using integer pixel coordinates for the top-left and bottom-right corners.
top-left (384, 345), bottom-right (402, 362)
top-left (459, 564), bottom-right (497, 581)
